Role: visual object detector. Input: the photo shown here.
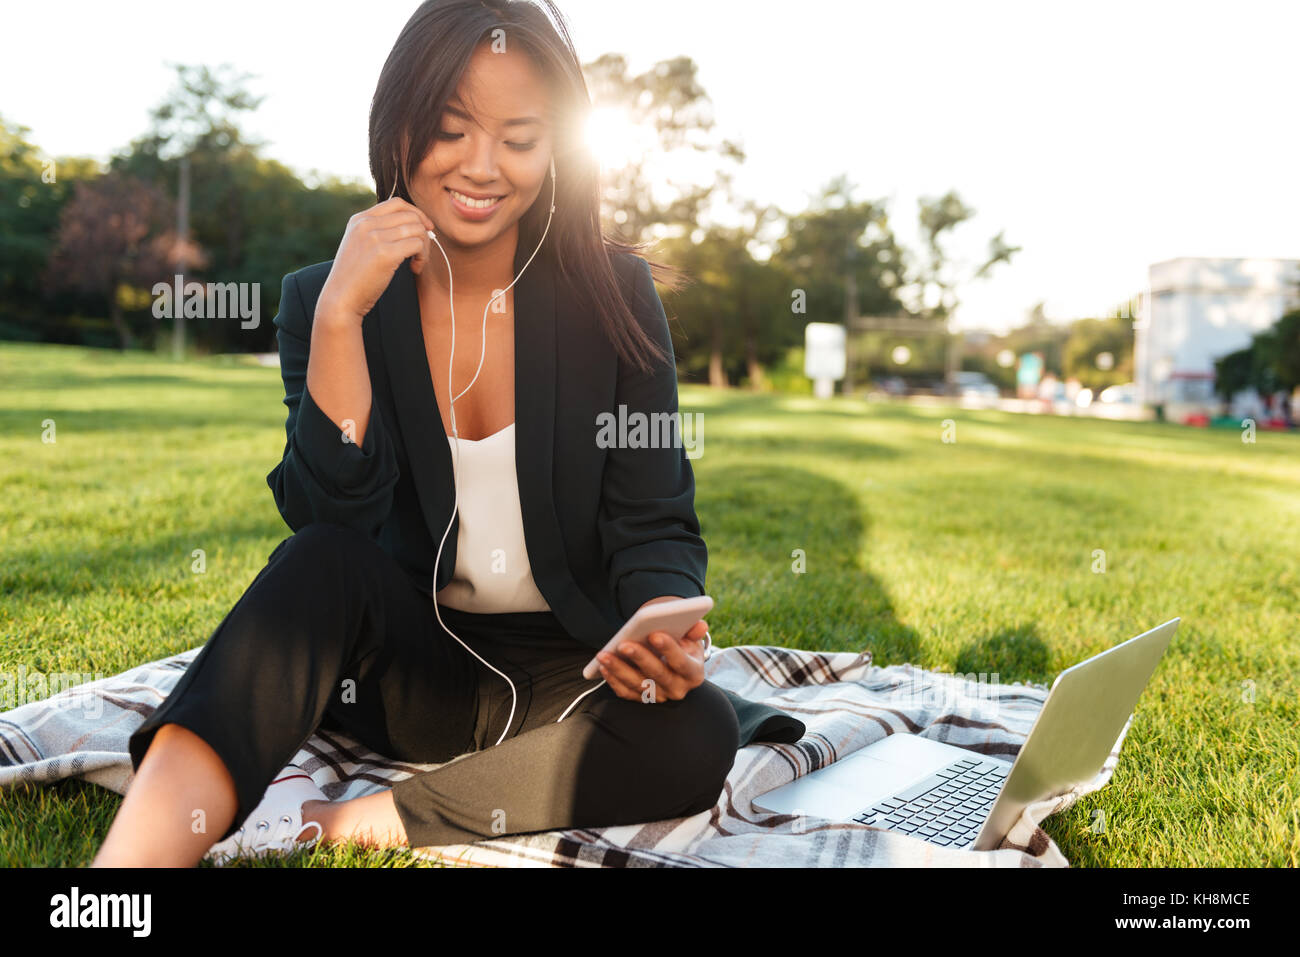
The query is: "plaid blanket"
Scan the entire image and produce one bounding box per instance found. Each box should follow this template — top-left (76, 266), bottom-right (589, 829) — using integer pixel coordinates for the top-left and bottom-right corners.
top-left (0, 643), bottom-right (1127, 867)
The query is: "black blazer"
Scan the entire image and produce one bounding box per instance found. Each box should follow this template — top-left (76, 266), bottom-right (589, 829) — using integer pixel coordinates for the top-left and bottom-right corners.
top-left (265, 244), bottom-right (804, 748)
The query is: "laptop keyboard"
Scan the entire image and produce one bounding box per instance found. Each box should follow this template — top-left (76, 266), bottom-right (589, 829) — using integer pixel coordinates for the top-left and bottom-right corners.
top-left (853, 757), bottom-right (1010, 847)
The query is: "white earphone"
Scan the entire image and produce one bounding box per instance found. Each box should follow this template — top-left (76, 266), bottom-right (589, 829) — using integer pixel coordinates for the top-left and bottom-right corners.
top-left (390, 154), bottom-right (606, 747)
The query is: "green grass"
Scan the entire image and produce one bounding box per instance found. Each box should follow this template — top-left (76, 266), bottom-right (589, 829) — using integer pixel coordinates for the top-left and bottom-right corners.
top-left (2, 341), bottom-right (1297, 867)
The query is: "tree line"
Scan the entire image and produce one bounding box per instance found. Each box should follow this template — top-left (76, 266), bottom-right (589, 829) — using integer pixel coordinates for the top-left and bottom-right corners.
top-left (1, 57), bottom-right (1153, 393)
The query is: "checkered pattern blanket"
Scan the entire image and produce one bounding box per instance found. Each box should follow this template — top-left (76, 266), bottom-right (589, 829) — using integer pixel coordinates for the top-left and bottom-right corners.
top-left (0, 642), bottom-right (1127, 867)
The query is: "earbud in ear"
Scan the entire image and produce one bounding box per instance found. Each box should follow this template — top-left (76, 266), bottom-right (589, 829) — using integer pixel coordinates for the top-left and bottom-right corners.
top-left (550, 156), bottom-right (557, 182)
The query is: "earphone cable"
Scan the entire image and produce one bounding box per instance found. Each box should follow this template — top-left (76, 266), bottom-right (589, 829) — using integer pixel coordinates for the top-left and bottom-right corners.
top-left (423, 163), bottom-right (605, 748)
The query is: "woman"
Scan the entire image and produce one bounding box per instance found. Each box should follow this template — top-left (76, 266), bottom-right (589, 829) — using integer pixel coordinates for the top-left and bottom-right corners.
top-left (91, 0), bottom-right (802, 868)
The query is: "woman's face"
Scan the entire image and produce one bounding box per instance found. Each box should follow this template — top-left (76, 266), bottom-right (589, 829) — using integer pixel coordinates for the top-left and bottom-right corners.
top-left (410, 42), bottom-right (554, 253)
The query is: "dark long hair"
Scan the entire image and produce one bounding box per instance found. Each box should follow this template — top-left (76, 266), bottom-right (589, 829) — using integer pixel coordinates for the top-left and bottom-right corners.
top-left (369, 0), bottom-right (677, 375)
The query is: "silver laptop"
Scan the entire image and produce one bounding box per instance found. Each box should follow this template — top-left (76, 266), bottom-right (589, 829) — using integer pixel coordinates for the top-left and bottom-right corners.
top-left (753, 618), bottom-right (1179, 850)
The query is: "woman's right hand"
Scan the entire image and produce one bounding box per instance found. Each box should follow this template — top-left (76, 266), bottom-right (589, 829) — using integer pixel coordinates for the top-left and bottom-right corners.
top-left (316, 197), bottom-right (437, 326)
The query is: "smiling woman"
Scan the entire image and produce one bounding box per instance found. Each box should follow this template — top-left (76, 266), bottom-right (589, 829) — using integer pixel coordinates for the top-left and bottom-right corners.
top-left (369, 0), bottom-right (675, 373)
top-left (90, 0), bottom-right (804, 870)
top-left (415, 50), bottom-right (554, 232)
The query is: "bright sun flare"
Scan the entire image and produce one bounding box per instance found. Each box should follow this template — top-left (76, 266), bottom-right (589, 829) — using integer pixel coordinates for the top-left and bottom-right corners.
top-left (584, 107), bottom-right (652, 171)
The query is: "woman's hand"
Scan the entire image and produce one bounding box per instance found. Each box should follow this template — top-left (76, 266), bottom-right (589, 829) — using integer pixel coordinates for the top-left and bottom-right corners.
top-left (596, 617), bottom-right (710, 704)
top-left (316, 197), bottom-right (437, 327)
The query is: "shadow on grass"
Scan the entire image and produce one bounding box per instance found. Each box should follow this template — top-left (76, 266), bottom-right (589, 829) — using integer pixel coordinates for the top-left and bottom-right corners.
top-left (0, 406), bottom-right (285, 435)
top-left (953, 623), bottom-right (1053, 686)
top-left (697, 461), bottom-right (920, 663)
top-left (1, 513), bottom-right (288, 598)
top-left (708, 431), bottom-right (902, 462)
top-left (18, 371), bottom-right (260, 389)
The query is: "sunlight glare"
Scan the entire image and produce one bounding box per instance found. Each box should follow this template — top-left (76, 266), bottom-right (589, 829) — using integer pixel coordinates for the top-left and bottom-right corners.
top-left (584, 107), bottom-right (652, 171)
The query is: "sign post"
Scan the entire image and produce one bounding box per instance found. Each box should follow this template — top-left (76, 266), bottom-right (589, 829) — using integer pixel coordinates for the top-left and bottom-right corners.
top-left (805, 322), bottom-right (846, 399)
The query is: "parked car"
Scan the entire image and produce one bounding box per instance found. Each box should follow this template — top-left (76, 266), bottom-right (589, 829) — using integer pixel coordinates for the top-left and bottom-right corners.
top-left (875, 376), bottom-right (907, 396)
top-left (954, 371), bottom-right (1000, 399)
top-left (1098, 383), bottom-right (1137, 404)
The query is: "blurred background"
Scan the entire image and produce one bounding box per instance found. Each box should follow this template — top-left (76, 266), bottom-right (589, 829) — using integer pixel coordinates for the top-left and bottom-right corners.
top-left (2, 0), bottom-right (1297, 426)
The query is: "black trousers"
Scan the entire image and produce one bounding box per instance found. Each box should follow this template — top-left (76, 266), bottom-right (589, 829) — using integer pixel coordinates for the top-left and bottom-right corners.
top-left (127, 522), bottom-right (740, 849)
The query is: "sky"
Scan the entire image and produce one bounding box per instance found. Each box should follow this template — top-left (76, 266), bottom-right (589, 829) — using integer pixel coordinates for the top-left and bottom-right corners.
top-left (3, 0), bottom-right (1297, 333)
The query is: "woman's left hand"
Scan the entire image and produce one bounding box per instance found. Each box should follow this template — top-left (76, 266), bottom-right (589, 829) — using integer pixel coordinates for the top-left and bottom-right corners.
top-left (596, 618), bottom-right (709, 704)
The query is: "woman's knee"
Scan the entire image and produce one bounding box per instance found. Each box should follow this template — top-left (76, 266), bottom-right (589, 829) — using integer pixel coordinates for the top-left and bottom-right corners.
top-left (679, 680), bottom-right (740, 752)
top-left (630, 681), bottom-right (739, 813)
top-left (269, 522), bottom-right (375, 571)
top-left (234, 523), bottom-right (386, 651)
top-left (677, 682), bottom-right (740, 808)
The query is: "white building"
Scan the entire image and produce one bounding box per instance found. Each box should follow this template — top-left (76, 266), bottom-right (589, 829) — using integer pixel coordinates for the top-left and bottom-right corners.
top-left (1135, 257), bottom-right (1300, 409)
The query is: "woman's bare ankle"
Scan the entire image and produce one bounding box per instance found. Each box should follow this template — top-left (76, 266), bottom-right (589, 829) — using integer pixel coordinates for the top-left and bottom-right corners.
top-left (302, 792), bottom-right (406, 848)
top-left (301, 799), bottom-right (335, 839)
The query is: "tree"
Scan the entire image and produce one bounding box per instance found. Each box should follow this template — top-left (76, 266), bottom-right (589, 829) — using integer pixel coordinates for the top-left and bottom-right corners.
top-left (907, 190), bottom-right (1019, 322)
top-left (582, 53), bottom-right (789, 386)
top-left (583, 53), bottom-right (745, 242)
top-left (4, 67), bottom-right (400, 353)
top-left (114, 63), bottom-right (265, 176)
top-left (1213, 346), bottom-right (1263, 403)
top-left (1063, 312), bottom-right (1134, 390)
top-left (905, 190), bottom-right (1020, 392)
top-left (998, 301), bottom-right (1070, 377)
top-left (774, 176), bottom-right (903, 315)
top-left (769, 177), bottom-right (906, 388)
top-left (0, 113), bottom-right (100, 339)
top-left (111, 64), bottom-right (374, 353)
top-left (1215, 307), bottom-right (1300, 401)
top-left (111, 64), bottom-right (263, 354)
top-left (659, 207), bottom-right (796, 388)
top-left (1255, 308), bottom-right (1300, 392)
top-left (43, 172), bottom-right (194, 349)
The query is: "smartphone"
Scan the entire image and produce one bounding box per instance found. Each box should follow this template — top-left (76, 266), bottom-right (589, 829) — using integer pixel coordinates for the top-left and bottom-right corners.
top-left (582, 595), bottom-right (714, 680)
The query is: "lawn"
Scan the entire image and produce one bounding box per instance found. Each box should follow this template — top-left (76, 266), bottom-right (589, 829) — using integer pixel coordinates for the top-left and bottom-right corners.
top-left (1, 341), bottom-right (1296, 867)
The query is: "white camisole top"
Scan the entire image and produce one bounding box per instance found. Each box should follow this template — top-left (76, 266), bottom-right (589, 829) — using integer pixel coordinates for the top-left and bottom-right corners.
top-left (433, 422), bottom-right (553, 614)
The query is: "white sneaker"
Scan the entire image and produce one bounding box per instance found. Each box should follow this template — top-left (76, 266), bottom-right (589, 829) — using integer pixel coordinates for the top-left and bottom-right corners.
top-left (203, 766), bottom-right (328, 866)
